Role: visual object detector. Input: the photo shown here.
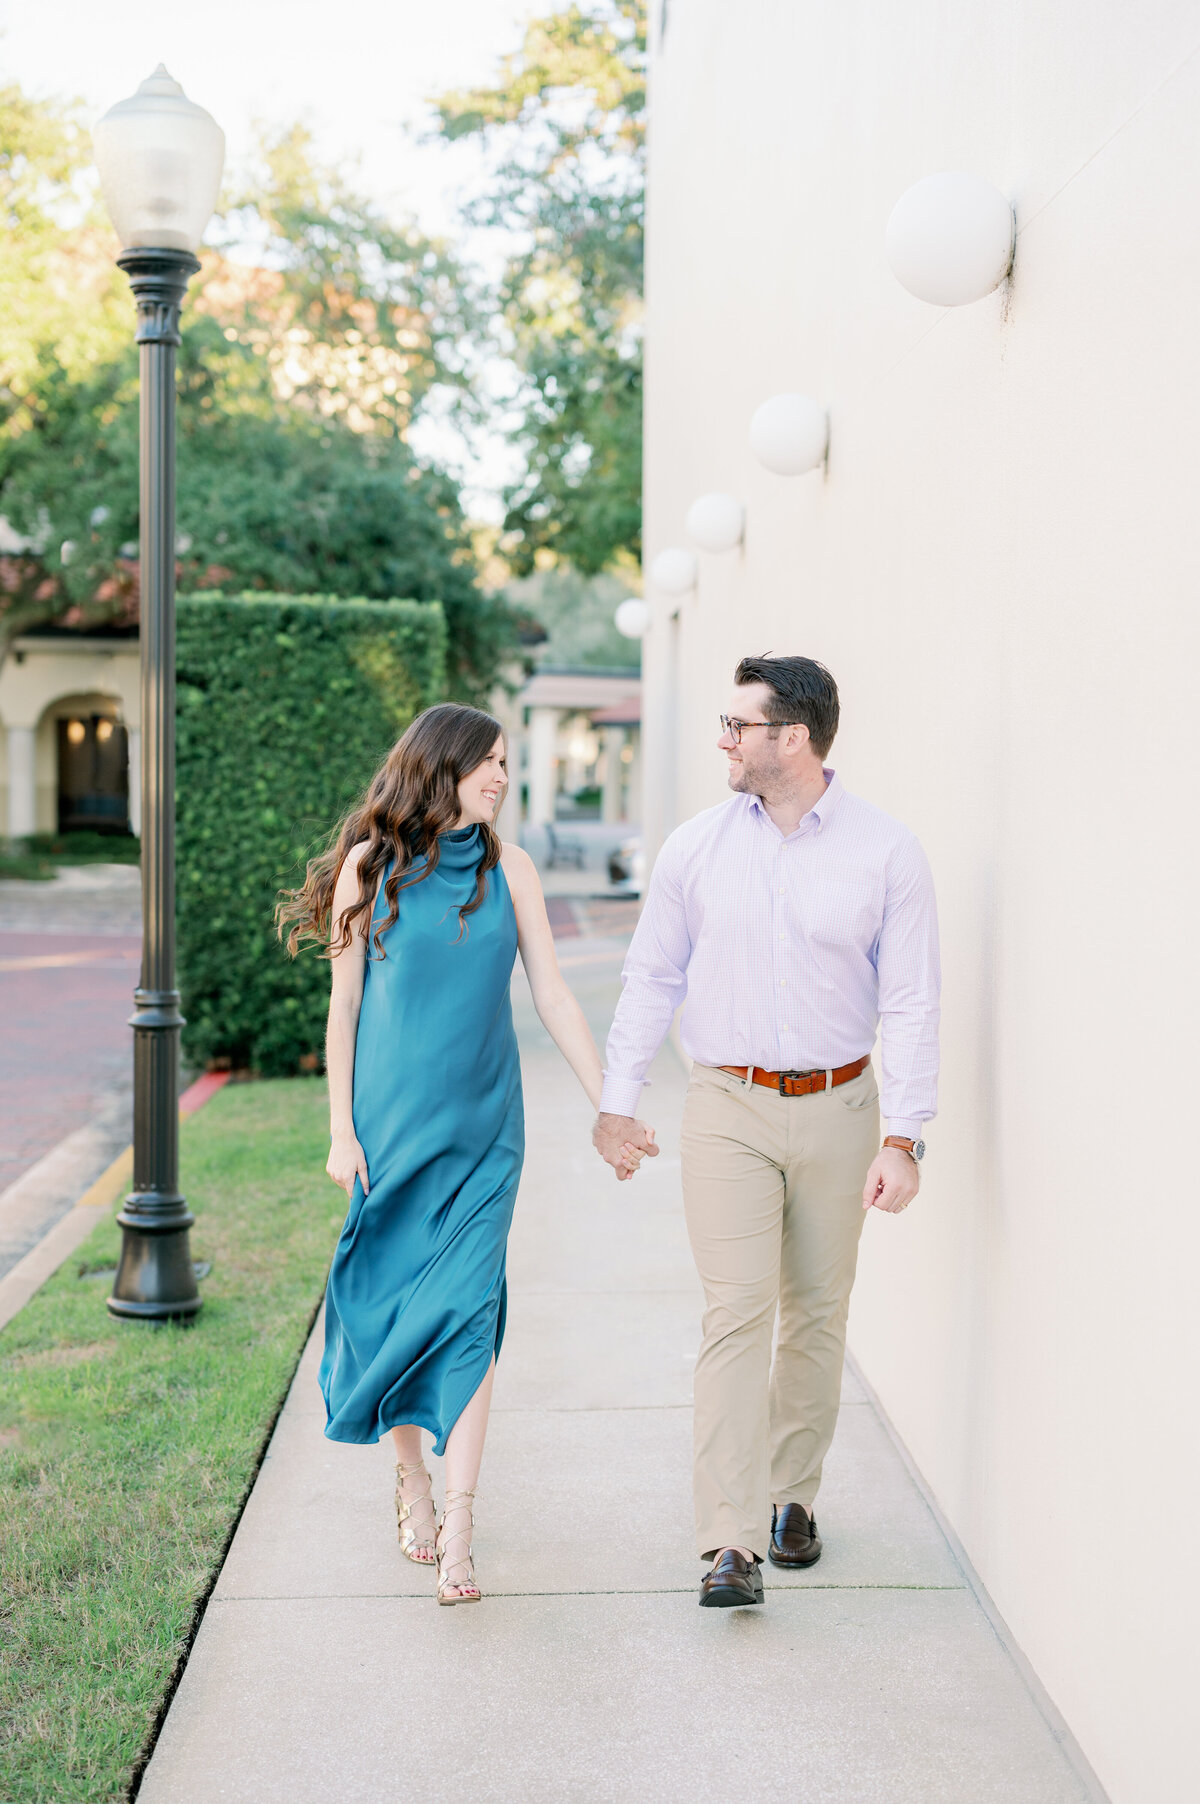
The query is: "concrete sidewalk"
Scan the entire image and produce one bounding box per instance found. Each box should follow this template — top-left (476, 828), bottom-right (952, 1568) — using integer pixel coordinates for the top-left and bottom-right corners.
top-left (139, 937), bottom-right (1095, 1804)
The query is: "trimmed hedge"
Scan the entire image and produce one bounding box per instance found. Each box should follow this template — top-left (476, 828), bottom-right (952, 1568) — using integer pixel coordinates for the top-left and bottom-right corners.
top-left (176, 592), bottom-right (446, 1074)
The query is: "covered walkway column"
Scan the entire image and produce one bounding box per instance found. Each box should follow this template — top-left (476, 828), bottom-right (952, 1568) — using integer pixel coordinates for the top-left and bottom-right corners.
top-left (6, 725), bottom-right (35, 839)
top-left (526, 706), bottom-right (558, 829)
top-left (599, 727), bottom-right (625, 824)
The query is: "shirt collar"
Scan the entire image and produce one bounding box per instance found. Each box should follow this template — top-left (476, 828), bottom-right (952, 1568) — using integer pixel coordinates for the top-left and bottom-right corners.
top-left (748, 768), bottom-right (841, 835)
top-left (811, 769), bottom-right (842, 826)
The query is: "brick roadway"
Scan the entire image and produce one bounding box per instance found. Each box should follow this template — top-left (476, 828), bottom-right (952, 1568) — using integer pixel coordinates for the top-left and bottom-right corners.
top-left (550, 894), bottom-right (640, 941)
top-left (0, 932), bottom-right (141, 1195)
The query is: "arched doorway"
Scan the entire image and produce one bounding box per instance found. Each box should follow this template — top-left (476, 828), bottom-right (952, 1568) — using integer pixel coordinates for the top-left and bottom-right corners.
top-left (53, 702), bottom-right (129, 833)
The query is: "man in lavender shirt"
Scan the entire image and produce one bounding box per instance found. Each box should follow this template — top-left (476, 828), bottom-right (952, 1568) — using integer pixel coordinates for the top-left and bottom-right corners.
top-left (593, 655), bottom-right (940, 1608)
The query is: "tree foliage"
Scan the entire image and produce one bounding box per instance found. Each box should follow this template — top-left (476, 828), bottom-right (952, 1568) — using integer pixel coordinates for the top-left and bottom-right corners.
top-left (213, 123), bottom-right (475, 438)
top-left (0, 84), bottom-right (128, 395)
top-left (435, 1), bottom-right (645, 579)
top-left (506, 566), bottom-right (639, 669)
top-left (0, 84), bottom-right (133, 640)
top-left (0, 94), bottom-right (514, 702)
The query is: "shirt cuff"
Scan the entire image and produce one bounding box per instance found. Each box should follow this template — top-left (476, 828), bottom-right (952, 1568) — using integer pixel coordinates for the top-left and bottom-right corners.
top-left (599, 1073), bottom-right (645, 1118)
top-left (886, 1118), bottom-right (926, 1141)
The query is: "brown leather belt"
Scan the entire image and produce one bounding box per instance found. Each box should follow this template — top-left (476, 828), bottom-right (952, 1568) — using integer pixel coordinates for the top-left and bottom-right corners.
top-left (719, 1054), bottom-right (871, 1098)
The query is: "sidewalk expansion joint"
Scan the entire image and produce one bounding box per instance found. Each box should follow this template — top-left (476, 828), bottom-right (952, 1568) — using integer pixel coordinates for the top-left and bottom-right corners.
top-left (490, 1402), bottom-right (694, 1413)
top-left (512, 1287), bottom-right (703, 1296)
top-left (210, 1583), bottom-right (969, 1603)
top-left (489, 1400), bottom-right (872, 1414)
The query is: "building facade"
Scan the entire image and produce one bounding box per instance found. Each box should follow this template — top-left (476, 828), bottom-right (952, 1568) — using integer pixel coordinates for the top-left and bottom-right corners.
top-left (515, 668), bottom-right (642, 831)
top-left (0, 633), bottom-right (140, 839)
top-left (642, 6), bottom-right (1198, 1800)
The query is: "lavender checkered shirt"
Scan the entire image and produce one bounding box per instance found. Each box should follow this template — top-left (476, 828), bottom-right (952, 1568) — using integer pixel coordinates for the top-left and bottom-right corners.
top-left (600, 773), bottom-right (940, 1137)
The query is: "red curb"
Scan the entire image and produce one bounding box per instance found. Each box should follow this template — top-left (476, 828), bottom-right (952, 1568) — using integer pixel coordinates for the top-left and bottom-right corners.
top-left (179, 1071), bottom-right (232, 1118)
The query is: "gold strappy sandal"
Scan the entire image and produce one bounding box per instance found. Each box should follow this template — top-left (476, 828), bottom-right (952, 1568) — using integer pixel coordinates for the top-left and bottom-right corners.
top-left (436, 1488), bottom-right (480, 1604)
top-left (395, 1461), bottom-right (437, 1565)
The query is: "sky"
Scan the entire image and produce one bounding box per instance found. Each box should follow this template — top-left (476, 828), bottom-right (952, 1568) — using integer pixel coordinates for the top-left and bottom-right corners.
top-left (0, 0), bottom-right (552, 511)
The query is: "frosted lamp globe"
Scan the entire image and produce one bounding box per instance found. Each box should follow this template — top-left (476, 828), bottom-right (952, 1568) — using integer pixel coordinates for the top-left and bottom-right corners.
top-left (885, 172), bottom-right (1014, 306)
top-left (648, 548), bottom-right (697, 594)
top-left (686, 493), bottom-right (744, 554)
top-left (615, 598), bottom-right (649, 639)
top-left (94, 66), bottom-right (225, 253)
top-left (749, 394), bottom-right (827, 475)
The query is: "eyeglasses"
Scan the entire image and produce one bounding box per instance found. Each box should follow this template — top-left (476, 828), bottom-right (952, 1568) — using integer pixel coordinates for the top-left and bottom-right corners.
top-left (719, 714), bottom-right (800, 744)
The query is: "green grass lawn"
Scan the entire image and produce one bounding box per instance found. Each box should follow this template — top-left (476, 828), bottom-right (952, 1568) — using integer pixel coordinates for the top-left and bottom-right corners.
top-left (0, 846), bottom-right (55, 881)
top-left (0, 1079), bottom-right (341, 1803)
top-left (0, 832), bottom-right (142, 882)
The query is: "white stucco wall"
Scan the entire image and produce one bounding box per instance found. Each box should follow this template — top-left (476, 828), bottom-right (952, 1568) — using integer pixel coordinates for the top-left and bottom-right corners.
top-left (0, 640), bottom-right (139, 834)
top-left (642, 6), bottom-right (1200, 1799)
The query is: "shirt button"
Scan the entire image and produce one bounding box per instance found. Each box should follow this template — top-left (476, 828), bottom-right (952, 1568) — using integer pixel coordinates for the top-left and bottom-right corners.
top-left (779, 979), bottom-right (786, 988)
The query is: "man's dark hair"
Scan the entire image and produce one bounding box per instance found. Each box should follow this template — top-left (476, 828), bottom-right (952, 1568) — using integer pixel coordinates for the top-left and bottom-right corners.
top-left (734, 654), bottom-right (840, 759)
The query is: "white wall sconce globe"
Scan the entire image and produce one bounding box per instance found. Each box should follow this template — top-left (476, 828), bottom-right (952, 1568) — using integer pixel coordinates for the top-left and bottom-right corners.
top-left (648, 547), bottom-right (698, 594)
top-left (614, 598), bottom-right (649, 639)
top-left (749, 394), bottom-right (828, 475)
top-left (885, 172), bottom-right (1014, 306)
top-left (686, 493), bottom-right (744, 554)
top-left (93, 66), bottom-right (225, 254)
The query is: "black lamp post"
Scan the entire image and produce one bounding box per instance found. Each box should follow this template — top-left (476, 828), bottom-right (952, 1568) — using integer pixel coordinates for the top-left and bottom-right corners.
top-left (94, 68), bottom-right (225, 1321)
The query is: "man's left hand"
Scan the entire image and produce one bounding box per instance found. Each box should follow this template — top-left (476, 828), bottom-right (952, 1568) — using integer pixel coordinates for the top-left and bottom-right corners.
top-left (593, 1113), bottom-right (659, 1182)
top-left (862, 1146), bottom-right (920, 1214)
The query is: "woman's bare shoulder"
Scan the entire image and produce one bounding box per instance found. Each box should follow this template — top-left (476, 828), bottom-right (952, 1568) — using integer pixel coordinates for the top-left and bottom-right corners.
top-left (332, 839), bottom-right (372, 909)
top-left (498, 841), bottom-right (540, 891)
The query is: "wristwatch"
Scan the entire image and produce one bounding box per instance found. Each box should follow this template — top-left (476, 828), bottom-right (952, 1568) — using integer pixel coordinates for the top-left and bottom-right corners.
top-left (883, 1135), bottom-right (925, 1164)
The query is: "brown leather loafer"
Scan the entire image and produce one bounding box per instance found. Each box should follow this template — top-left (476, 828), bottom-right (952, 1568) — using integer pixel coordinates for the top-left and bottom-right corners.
top-left (698, 1548), bottom-right (764, 1608)
top-left (768, 1503), bottom-right (822, 1568)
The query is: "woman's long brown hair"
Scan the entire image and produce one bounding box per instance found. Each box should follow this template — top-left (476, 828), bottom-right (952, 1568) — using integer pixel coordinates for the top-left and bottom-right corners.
top-left (276, 703), bottom-right (505, 961)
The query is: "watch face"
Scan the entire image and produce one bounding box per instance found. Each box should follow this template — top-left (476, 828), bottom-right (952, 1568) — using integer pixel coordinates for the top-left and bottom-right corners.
top-left (913, 1139), bottom-right (926, 1162)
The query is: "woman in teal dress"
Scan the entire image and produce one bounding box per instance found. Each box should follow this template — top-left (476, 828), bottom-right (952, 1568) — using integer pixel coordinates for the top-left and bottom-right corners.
top-left (279, 704), bottom-right (654, 1602)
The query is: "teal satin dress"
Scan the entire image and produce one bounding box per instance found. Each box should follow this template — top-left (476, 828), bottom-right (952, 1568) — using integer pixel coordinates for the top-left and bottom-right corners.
top-left (319, 826), bottom-right (524, 1451)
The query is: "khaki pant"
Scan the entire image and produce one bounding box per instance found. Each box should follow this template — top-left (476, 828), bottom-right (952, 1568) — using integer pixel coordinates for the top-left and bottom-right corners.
top-left (680, 1061), bottom-right (880, 1561)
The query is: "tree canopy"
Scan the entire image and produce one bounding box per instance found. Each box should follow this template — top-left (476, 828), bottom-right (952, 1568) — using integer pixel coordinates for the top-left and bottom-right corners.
top-left (0, 94), bottom-right (511, 702)
top-left (434, 0), bottom-right (645, 580)
top-left (2, 13), bottom-right (648, 687)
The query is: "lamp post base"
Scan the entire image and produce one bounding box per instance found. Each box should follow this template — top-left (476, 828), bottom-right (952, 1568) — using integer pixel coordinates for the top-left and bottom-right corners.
top-left (108, 1292), bottom-right (202, 1323)
top-left (109, 987), bottom-right (199, 1321)
top-left (107, 1198), bottom-right (202, 1321)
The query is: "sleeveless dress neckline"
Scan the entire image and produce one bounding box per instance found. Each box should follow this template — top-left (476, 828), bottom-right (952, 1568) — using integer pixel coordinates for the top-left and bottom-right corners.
top-left (433, 824), bottom-right (484, 871)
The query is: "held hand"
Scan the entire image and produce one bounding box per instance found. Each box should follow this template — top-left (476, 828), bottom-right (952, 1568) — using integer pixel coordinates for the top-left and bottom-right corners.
top-left (328, 1133), bottom-right (370, 1198)
top-left (593, 1113), bottom-right (660, 1183)
top-left (617, 1125), bottom-right (656, 1179)
top-left (862, 1146), bottom-right (919, 1214)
